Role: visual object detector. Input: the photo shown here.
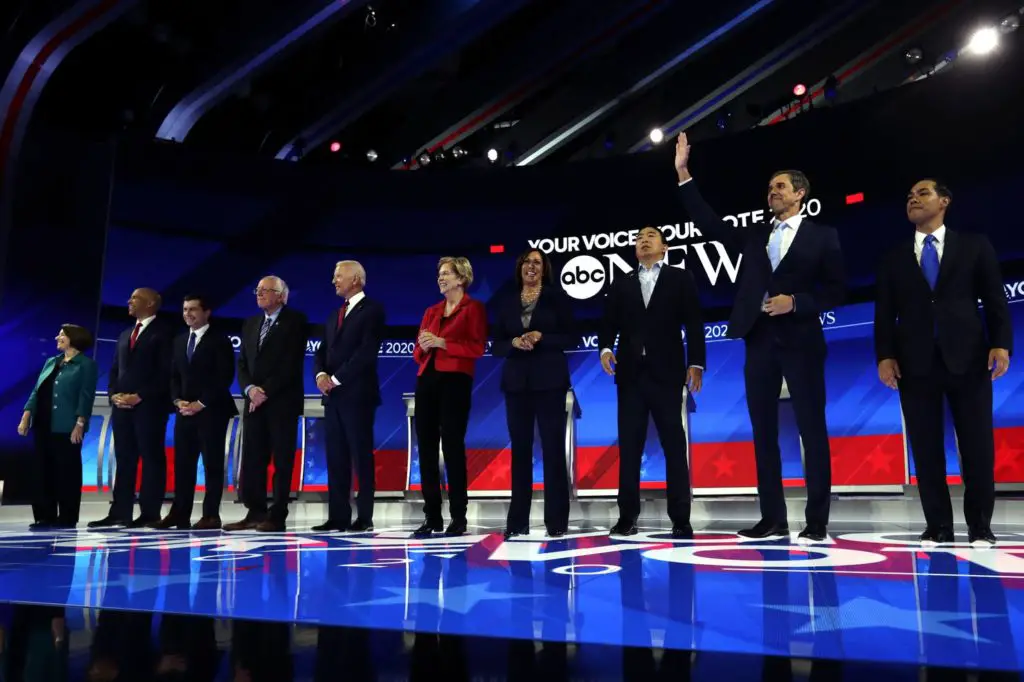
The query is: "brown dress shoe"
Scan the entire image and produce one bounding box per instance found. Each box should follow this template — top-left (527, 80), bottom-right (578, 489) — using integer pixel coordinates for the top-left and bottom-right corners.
top-left (255, 519), bottom-right (285, 532)
top-left (223, 519), bottom-right (261, 532)
top-left (150, 515), bottom-right (189, 530)
top-left (191, 517), bottom-right (222, 531)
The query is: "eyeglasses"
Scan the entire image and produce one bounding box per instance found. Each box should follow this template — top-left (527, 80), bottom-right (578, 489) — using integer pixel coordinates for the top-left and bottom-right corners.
top-left (254, 288), bottom-right (282, 295)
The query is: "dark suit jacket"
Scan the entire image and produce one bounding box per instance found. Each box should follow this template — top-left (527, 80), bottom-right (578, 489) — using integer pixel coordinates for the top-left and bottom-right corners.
top-left (597, 264), bottom-right (706, 388)
top-left (678, 180), bottom-right (846, 348)
top-left (108, 317), bottom-right (173, 412)
top-left (491, 287), bottom-right (576, 393)
top-left (171, 326), bottom-right (239, 418)
top-left (874, 229), bottom-right (1012, 376)
top-left (237, 306), bottom-right (309, 416)
top-left (313, 295), bottom-right (386, 406)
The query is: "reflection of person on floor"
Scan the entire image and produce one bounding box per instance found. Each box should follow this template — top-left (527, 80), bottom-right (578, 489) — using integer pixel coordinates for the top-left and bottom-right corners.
top-left (19, 323), bottom-right (98, 530)
top-left (232, 620), bottom-right (293, 682)
top-left (87, 610), bottom-right (154, 681)
top-left (0, 605), bottom-right (68, 680)
top-left (155, 614), bottom-right (220, 681)
top-left (875, 179), bottom-right (1011, 546)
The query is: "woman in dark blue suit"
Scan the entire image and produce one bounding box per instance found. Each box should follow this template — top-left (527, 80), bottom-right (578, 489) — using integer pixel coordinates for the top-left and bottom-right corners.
top-left (492, 248), bottom-right (577, 539)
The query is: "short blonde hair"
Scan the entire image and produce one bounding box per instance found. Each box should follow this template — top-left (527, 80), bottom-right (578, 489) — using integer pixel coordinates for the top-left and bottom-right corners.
top-left (438, 256), bottom-right (474, 288)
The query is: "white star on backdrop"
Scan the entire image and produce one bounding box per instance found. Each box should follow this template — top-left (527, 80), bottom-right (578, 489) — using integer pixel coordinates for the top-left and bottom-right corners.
top-left (762, 596), bottom-right (1000, 642)
top-left (346, 583), bottom-right (541, 615)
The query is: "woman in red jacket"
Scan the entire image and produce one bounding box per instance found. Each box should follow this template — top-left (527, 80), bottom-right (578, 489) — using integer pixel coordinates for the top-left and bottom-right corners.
top-left (412, 256), bottom-right (488, 538)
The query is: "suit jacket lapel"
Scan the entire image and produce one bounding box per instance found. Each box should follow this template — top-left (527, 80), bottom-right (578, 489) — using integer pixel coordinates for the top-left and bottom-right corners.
top-left (248, 316), bottom-right (263, 356)
top-left (935, 229), bottom-right (957, 290)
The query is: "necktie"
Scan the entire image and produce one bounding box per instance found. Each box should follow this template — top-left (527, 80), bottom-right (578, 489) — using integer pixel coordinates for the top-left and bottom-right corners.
top-left (129, 322), bottom-right (142, 349)
top-left (186, 331), bottom-right (196, 361)
top-left (258, 317), bottom-right (272, 348)
top-left (336, 302), bottom-right (349, 330)
top-left (768, 223), bottom-right (787, 271)
top-left (921, 234), bottom-right (940, 289)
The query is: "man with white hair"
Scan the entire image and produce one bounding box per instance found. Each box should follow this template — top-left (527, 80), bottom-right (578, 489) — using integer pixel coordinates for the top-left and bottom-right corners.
top-left (224, 275), bottom-right (309, 532)
top-left (313, 260), bottom-right (386, 531)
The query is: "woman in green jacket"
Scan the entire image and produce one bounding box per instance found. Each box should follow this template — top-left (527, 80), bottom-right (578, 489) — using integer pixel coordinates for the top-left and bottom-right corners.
top-left (18, 324), bottom-right (98, 529)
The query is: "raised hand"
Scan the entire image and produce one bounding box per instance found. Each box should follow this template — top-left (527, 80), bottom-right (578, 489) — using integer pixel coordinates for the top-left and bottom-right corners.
top-left (674, 132), bottom-right (692, 182)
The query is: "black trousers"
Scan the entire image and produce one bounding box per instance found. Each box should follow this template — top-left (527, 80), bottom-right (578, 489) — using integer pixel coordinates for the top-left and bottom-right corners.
top-left (899, 355), bottom-right (995, 530)
top-left (240, 406), bottom-right (299, 521)
top-left (505, 389), bottom-right (570, 532)
top-left (415, 369), bottom-right (473, 522)
top-left (324, 396), bottom-right (378, 524)
top-left (744, 324), bottom-right (831, 527)
top-left (32, 430), bottom-right (83, 525)
top-left (171, 411), bottom-right (230, 520)
top-left (616, 364), bottom-right (691, 526)
top-left (111, 407), bottom-right (169, 520)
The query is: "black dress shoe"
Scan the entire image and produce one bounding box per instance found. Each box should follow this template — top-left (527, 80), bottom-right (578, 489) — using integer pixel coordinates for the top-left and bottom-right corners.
top-left (29, 521), bottom-right (56, 531)
top-left (311, 521), bottom-right (347, 532)
top-left (87, 516), bottom-right (128, 529)
top-left (127, 515), bottom-right (158, 529)
top-left (445, 519), bottom-right (468, 537)
top-left (919, 526), bottom-right (954, 544)
top-left (413, 520), bottom-right (443, 538)
top-left (350, 519), bottom-right (374, 532)
top-left (671, 524), bottom-right (694, 539)
top-left (969, 527), bottom-right (997, 546)
top-left (546, 528), bottom-right (566, 538)
top-left (737, 519), bottom-right (789, 539)
top-left (503, 526), bottom-right (529, 540)
top-left (797, 525), bottom-right (828, 542)
top-left (609, 519), bottom-right (638, 536)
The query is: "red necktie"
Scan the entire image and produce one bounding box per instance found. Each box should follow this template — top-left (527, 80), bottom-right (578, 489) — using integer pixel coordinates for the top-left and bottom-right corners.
top-left (336, 302), bottom-right (348, 330)
top-left (129, 322), bottom-right (142, 349)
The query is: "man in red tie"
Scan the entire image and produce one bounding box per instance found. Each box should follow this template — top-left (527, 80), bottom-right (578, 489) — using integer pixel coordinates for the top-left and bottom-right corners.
top-left (89, 288), bottom-right (173, 528)
top-left (313, 261), bottom-right (386, 531)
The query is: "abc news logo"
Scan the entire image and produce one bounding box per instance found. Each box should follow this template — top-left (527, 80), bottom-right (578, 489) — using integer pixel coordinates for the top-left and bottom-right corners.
top-left (560, 255), bottom-right (609, 300)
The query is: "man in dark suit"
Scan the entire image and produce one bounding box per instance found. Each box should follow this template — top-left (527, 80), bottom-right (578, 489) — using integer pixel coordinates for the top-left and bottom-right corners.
top-left (153, 294), bottom-right (238, 530)
top-left (312, 260), bottom-right (386, 532)
top-left (224, 276), bottom-right (309, 533)
top-left (598, 226), bottom-right (706, 538)
top-left (875, 179), bottom-right (1011, 546)
top-left (673, 132), bottom-right (846, 542)
top-left (89, 287), bottom-right (173, 528)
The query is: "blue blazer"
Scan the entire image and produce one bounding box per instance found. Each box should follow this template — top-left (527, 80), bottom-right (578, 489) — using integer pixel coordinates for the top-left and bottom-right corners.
top-left (492, 288), bottom-right (577, 393)
top-left (24, 353), bottom-right (99, 434)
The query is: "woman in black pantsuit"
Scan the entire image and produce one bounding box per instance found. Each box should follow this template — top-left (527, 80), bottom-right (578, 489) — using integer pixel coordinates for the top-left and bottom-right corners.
top-left (18, 324), bottom-right (98, 530)
top-left (492, 249), bottom-right (577, 539)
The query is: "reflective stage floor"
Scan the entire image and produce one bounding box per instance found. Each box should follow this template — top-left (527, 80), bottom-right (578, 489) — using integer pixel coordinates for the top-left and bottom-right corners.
top-left (0, 499), bottom-right (1022, 678)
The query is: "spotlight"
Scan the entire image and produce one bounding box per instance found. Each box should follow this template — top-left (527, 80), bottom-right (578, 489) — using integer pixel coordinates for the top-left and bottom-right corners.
top-left (418, 152), bottom-right (431, 166)
top-left (366, 149), bottom-right (378, 162)
top-left (1000, 14), bottom-right (1020, 33)
top-left (904, 47), bottom-right (923, 65)
top-left (451, 146), bottom-right (467, 158)
top-left (649, 128), bottom-right (664, 144)
top-left (487, 148), bottom-right (498, 162)
top-left (966, 27), bottom-right (999, 55)
top-left (433, 150), bottom-right (446, 163)
top-left (329, 141), bottom-right (341, 153)
top-left (792, 83), bottom-right (807, 97)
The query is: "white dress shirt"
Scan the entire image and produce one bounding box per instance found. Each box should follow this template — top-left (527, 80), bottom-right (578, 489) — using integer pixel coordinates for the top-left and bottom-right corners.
top-left (914, 224), bottom-right (946, 264)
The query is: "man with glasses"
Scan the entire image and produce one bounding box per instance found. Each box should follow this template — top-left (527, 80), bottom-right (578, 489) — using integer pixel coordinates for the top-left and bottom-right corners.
top-left (224, 276), bottom-right (309, 532)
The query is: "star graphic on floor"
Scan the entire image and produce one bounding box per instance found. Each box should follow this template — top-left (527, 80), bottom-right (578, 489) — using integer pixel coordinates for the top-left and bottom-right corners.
top-left (761, 596), bottom-right (1000, 642)
top-left (346, 583), bottom-right (541, 615)
top-left (58, 571), bottom-right (224, 594)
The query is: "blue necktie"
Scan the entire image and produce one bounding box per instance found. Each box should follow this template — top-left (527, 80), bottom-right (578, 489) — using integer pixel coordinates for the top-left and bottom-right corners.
top-left (186, 331), bottom-right (196, 361)
top-left (768, 223), bottom-right (786, 271)
top-left (921, 234), bottom-right (939, 289)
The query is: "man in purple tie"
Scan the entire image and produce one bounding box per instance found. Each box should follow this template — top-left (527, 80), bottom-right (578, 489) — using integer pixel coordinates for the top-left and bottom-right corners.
top-left (875, 179), bottom-right (1012, 547)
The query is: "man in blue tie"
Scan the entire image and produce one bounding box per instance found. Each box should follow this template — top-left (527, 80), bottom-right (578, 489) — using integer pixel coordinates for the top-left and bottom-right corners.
top-left (674, 132), bottom-right (846, 543)
top-left (875, 179), bottom-right (1011, 547)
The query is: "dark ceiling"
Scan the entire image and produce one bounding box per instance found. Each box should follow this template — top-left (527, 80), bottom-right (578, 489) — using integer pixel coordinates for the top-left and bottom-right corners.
top-left (9, 0), bottom-right (1024, 170)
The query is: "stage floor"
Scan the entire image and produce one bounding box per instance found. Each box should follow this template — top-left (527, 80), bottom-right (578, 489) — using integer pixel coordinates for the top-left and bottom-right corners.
top-left (0, 502), bottom-right (1022, 674)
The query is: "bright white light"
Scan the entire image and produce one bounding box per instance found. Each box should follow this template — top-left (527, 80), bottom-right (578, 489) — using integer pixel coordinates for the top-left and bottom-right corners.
top-left (366, 149), bottom-right (378, 162)
top-left (649, 128), bottom-right (664, 144)
top-left (487, 148), bottom-right (498, 162)
top-left (966, 27), bottom-right (999, 55)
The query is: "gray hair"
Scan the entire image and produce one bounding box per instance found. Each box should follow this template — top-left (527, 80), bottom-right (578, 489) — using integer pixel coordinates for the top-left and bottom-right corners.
top-left (260, 275), bottom-right (290, 303)
top-left (335, 260), bottom-right (367, 288)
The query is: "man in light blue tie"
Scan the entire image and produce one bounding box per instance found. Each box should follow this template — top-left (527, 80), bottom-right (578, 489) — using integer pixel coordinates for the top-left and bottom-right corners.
top-left (674, 132), bottom-right (846, 543)
top-left (875, 179), bottom-right (1011, 547)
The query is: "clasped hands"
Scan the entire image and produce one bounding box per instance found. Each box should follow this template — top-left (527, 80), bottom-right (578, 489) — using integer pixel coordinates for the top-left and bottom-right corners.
top-left (174, 400), bottom-right (205, 416)
top-left (246, 386), bottom-right (268, 413)
top-left (762, 295), bottom-right (795, 316)
top-left (111, 393), bottom-right (141, 409)
top-left (511, 331), bottom-right (543, 351)
top-left (417, 330), bottom-right (447, 352)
